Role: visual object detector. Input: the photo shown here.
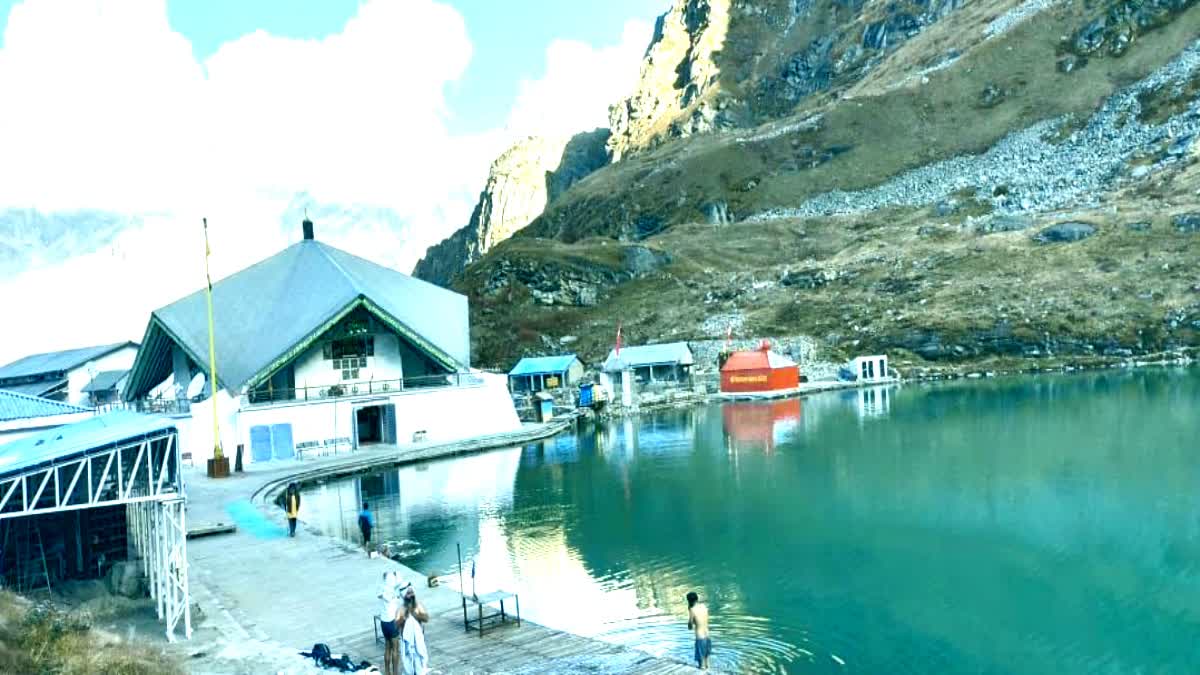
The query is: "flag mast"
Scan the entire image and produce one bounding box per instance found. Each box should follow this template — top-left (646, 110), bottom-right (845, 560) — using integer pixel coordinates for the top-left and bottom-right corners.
top-left (203, 218), bottom-right (229, 477)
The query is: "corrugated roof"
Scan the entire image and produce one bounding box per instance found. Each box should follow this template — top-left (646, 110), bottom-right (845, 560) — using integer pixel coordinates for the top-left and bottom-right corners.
top-left (0, 342), bottom-right (137, 380)
top-left (603, 342), bottom-right (694, 371)
top-left (0, 380), bottom-right (65, 398)
top-left (124, 239), bottom-right (470, 399)
top-left (0, 411), bottom-right (174, 478)
top-left (0, 390), bottom-right (90, 422)
top-left (82, 370), bottom-right (130, 393)
top-left (509, 355), bottom-right (581, 376)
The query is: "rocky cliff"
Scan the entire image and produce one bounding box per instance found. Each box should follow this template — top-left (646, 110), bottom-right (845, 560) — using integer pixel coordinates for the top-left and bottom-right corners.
top-left (412, 130), bottom-right (609, 287)
top-left (456, 0), bottom-right (1200, 371)
top-left (606, 0), bottom-right (966, 161)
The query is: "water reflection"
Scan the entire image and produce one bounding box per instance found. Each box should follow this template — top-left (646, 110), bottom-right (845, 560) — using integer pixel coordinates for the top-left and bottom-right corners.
top-left (304, 368), bottom-right (1200, 673)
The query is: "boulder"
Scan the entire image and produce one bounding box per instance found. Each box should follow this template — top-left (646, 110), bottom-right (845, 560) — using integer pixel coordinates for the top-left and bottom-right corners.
top-left (1125, 221), bottom-right (1151, 232)
top-left (623, 245), bottom-right (672, 275)
top-left (703, 201), bottom-right (731, 225)
top-left (977, 215), bottom-right (1032, 234)
top-left (1034, 222), bottom-right (1097, 243)
top-left (106, 560), bottom-right (145, 599)
top-left (1174, 213), bottom-right (1200, 233)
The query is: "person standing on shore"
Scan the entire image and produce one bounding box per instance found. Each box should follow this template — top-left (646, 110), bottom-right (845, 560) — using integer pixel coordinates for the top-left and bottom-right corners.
top-left (284, 483), bottom-right (301, 537)
top-left (379, 573), bottom-right (403, 675)
top-left (400, 587), bottom-right (430, 675)
top-left (358, 501), bottom-right (375, 555)
top-left (687, 591), bottom-right (711, 670)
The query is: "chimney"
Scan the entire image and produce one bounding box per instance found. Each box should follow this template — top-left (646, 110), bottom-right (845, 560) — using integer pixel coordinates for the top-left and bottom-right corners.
top-left (302, 217), bottom-right (314, 241)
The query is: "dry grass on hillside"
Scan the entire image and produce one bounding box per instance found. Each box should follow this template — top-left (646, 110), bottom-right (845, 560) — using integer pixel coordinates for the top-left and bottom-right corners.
top-left (0, 591), bottom-right (180, 675)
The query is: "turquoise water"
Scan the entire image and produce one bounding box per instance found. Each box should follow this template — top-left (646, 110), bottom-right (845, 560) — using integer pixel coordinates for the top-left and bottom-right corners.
top-left (303, 368), bottom-right (1200, 673)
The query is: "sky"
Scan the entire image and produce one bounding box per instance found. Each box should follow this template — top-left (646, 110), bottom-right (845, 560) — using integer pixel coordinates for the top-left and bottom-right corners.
top-left (0, 0), bottom-right (661, 366)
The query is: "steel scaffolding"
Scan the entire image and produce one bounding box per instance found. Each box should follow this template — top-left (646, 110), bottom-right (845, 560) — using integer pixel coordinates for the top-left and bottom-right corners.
top-left (0, 425), bottom-right (191, 641)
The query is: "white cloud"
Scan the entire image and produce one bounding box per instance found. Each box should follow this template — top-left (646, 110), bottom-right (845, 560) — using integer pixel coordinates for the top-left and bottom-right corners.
top-left (0, 1), bottom-right (653, 367)
top-left (0, 0), bottom-right (486, 219)
top-left (505, 19), bottom-right (652, 140)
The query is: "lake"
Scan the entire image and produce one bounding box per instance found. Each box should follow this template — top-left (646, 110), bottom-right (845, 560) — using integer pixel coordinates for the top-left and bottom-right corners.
top-left (302, 368), bottom-right (1200, 673)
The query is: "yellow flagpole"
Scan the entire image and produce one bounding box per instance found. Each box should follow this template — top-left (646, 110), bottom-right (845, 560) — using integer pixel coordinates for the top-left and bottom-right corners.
top-left (203, 218), bottom-right (224, 462)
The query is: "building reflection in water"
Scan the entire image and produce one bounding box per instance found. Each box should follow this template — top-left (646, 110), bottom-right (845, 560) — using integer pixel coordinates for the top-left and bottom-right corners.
top-left (721, 399), bottom-right (802, 454)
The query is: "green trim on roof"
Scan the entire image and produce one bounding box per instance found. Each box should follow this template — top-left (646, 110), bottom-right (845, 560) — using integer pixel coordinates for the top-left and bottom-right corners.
top-left (360, 297), bottom-right (462, 373)
top-left (243, 300), bottom-right (363, 391)
top-left (242, 296), bottom-right (463, 392)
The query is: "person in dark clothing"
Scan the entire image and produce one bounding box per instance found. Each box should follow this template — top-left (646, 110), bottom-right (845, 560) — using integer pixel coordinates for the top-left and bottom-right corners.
top-left (284, 483), bottom-right (301, 537)
top-left (358, 501), bottom-right (375, 555)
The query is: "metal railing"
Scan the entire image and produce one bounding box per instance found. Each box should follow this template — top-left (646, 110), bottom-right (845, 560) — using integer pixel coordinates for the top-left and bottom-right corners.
top-left (246, 372), bottom-right (484, 405)
top-left (96, 398), bottom-right (193, 416)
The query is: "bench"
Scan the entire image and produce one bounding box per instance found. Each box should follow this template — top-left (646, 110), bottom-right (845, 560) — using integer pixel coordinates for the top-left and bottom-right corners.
top-left (461, 591), bottom-right (521, 637)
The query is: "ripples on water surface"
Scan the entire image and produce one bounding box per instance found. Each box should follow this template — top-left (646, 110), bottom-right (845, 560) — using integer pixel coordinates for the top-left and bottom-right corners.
top-left (304, 368), bottom-right (1200, 673)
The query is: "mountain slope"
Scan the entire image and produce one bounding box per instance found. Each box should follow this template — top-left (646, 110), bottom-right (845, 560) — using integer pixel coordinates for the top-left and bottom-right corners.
top-left (412, 130), bottom-right (609, 287)
top-left (459, 0), bottom-right (1200, 371)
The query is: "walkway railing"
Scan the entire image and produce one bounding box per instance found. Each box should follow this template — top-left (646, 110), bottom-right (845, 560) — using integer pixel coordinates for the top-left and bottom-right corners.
top-left (246, 372), bottom-right (485, 405)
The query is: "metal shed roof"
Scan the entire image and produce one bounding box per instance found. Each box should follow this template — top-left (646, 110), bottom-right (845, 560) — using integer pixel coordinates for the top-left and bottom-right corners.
top-left (603, 342), bottom-right (694, 372)
top-left (0, 390), bottom-right (90, 422)
top-left (0, 342), bottom-right (137, 380)
top-left (509, 355), bottom-right (581, 377)
top-left (124, 239), bottom-right (470, 399)
top-left (1, 380), bottom-right (65, 398)
top-left (81, 370), bottom-right (130, 393)
top-left (0, 411), bottom-right (173, 478)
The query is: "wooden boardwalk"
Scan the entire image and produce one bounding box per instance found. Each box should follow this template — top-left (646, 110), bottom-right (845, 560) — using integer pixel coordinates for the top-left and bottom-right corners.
top-left (182, 434), bottom-right (696, 674)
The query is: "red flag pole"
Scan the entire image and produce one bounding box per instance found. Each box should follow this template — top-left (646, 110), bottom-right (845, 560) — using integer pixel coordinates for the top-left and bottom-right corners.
top-left (616, 322), bottom-right (622, 357)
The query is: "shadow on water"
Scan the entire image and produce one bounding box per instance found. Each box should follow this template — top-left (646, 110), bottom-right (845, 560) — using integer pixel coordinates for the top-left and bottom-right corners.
top-left (302, 367), bottom-right (1200, 673)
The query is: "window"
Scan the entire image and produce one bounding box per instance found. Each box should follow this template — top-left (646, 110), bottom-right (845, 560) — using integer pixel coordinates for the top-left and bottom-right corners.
top-left (327, 336), bottom-right (373, 359)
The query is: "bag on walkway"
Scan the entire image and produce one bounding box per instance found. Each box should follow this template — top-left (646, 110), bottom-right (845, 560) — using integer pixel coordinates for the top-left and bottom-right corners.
top-left (300, 643), bottom-right (332, 662)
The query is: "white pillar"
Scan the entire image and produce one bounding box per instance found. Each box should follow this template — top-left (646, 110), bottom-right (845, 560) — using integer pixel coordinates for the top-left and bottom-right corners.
top-left (621, 369), bottom-right (635, 410)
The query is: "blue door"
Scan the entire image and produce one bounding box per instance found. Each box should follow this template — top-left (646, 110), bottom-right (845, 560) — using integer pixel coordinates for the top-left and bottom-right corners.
top-left (271, 424), bottom-right (295, 459)
top-left (250, 425), bottom-right (273, 462)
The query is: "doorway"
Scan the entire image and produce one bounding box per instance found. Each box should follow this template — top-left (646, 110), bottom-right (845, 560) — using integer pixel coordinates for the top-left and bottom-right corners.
top-left (354, 404), bottom-right (397, 447)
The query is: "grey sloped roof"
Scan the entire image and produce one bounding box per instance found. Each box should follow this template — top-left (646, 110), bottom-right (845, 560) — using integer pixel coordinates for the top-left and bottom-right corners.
top-left (603, 342), bottom-right (694, 372)
top-left (0, 389), bottom-right (90, 422)
top-left (82, 370), bottom-right (129, 393)
top-left (1, 380), bottom-right (65, 398)
top-left (0, 342), bottom-right (137, 380)
top-left (124, 240), bottom-right (468, 399)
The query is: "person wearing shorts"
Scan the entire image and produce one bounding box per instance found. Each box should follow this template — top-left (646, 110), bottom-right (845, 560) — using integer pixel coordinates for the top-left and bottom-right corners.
top-left (379, 573), bottom-right (404, 675)
top-left (358, 501), bottom-right (374, 555)
top-left (687, 591), bottom-right (712, 670)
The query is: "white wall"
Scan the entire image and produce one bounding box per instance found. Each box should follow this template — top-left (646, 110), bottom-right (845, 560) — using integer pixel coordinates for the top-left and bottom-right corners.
top-left (229, 372), bottom-right (521, 465)
top-left (292, 333), bottom-right (407, 394)
top-left (66, 344), bottom-right (139, 406)
top-left (178, 389), bottom-right (240, 466)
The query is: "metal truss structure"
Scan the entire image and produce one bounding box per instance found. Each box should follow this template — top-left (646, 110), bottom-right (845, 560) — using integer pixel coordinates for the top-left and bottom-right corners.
top-left (0, 428), bottom-right (191, 641)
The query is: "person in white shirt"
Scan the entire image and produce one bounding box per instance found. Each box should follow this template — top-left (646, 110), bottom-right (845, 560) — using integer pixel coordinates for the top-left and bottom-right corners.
top-left (378, 573), bottom-right (406, 675)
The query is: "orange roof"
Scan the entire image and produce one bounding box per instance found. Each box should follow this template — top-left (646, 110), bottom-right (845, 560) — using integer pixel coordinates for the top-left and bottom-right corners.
top-left (721, 348), bottom-right (797, 372)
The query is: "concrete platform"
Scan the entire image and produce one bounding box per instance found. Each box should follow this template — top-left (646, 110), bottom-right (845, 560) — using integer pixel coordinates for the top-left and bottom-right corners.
top-left (179, 425), bottom-right (697, 674)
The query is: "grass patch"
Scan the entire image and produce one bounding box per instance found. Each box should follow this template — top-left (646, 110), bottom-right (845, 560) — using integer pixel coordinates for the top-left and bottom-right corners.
top-left (0, 591), bottom-right (180, 675)
top-left (1137, 72), bottom-right (1200, 124)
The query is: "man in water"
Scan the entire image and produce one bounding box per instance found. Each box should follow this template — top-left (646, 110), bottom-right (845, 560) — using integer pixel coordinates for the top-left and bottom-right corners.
top-left (358, 501), bottom-right (374, 555)
top-left (687, 591), bottom-right (711, 670)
